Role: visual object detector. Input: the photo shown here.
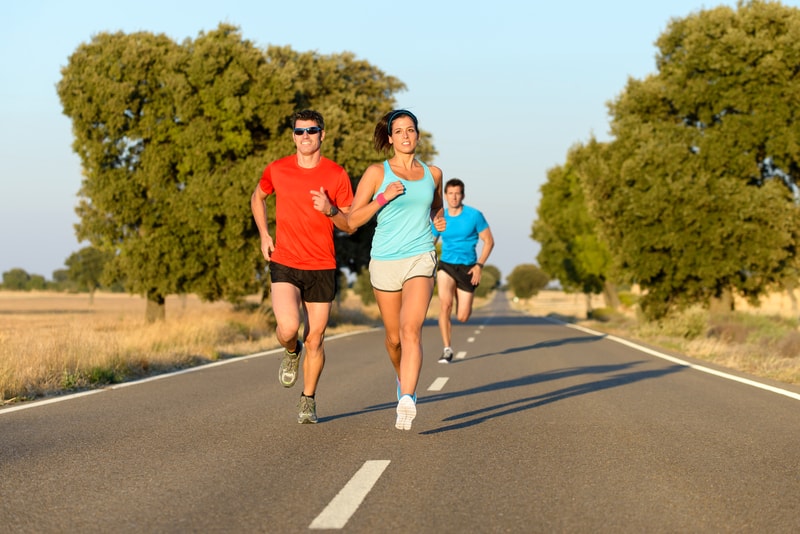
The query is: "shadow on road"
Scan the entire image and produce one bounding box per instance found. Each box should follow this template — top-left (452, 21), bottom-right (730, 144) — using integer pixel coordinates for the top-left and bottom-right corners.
top-left (417, 363), bottom-right (685, 434)
top-left (322, 360), bottom-right (686, 430)
top-left (453, 334), bottom-right (607, 363)
top-left (323, 291), bottom-right (684, 429)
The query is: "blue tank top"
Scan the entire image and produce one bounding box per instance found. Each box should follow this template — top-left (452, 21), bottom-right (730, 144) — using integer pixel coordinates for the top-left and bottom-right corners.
top-left (371, 160), bottom-right (436, 260)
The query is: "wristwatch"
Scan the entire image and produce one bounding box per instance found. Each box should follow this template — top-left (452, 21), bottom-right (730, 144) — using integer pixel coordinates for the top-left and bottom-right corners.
top-left (327, 205), bottom-right (339, 217)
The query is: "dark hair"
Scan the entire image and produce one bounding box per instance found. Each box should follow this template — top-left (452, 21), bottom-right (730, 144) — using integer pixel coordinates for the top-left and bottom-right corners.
top-left (373, 109), bottom-right (418, 154)
top-left (291, 109), bottom-right (325, 130)
top-left (445, 178), bottom-right (465, 196)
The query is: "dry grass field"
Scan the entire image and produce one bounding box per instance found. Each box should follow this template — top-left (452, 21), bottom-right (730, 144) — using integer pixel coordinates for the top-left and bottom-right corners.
top-left (0, 290), bottom-right (377, 405)
top-left (2, 287), bottom-right (799, 406)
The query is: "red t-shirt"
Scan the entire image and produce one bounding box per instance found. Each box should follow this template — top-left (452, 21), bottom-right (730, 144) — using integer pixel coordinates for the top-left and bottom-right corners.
top-left (259, 155), bottom-right (353, 270)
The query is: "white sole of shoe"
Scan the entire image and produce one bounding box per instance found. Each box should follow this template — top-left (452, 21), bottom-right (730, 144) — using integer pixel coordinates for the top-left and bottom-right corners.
top-left (395, 395), bottom-right (417, 430)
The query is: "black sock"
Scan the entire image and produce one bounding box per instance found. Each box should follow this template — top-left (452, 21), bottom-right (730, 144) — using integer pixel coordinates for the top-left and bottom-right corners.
top-left (302, 393), bottom-right (315, 399)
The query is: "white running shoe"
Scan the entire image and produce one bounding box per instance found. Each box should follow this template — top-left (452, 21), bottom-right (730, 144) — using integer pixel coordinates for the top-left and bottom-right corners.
top-left (395, 394), bottom-right (417, 430)
top-left (279, 340), bottom-right (303, 387)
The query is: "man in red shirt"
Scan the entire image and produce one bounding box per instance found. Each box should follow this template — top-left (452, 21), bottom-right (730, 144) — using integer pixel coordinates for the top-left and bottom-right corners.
top-left (250, 110), bottom-right (354, 424)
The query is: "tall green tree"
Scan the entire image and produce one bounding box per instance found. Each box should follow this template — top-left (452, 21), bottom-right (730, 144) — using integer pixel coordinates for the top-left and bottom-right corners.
top-left (58, 24), bottom-right (414, 321)
top-left (584, 0), bottom-right (800, 319)
top-left (533, 143), bottom-right (619, 310)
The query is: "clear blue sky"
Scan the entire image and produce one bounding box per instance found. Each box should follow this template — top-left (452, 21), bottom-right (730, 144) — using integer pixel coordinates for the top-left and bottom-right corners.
top-left (3, 0), bottom-right (791, 282)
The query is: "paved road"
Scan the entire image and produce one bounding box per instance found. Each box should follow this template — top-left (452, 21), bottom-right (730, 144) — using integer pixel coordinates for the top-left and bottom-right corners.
top-left (2, 292), bottom-right (800, 533)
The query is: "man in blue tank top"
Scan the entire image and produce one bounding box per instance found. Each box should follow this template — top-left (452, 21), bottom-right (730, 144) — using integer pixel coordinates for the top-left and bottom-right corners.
top-left (432, 178), bottom-right (494, 363)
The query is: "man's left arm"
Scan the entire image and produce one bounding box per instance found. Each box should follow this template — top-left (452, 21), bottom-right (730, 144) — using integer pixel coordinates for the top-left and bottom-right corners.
top-left (475, 226), bottom-right (495, 268)
top-left (469, 226), bottom-right (495, 284)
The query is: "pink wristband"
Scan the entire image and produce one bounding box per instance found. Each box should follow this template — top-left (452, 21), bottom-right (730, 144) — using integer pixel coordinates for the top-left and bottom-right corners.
top-left (376, 193), bottom-right (388, 206)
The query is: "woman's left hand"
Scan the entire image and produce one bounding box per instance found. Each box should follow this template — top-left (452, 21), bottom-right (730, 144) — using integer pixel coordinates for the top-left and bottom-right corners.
top-left (433, 215), bottom-right (446, 232)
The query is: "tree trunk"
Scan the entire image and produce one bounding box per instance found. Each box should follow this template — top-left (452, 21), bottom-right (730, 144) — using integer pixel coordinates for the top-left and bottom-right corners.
top-left (785, 279), bottom-right (798, 316)
top-left (145, 290), bottom-right (166, 323)
top-left (709, 287), bottom-right (734, 314)
top-left (602, 280), bottom-right (621, 310)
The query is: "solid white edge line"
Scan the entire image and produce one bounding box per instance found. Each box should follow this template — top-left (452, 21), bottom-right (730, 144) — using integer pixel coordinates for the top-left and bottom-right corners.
top-left (1, 328), bottom-right (381, 415)
top-left (428, 377), bottom-right (449, 391)
top-left (309, 460), bottom-right (391, 530)
top-left (561, 320), bottom-right (800, 402)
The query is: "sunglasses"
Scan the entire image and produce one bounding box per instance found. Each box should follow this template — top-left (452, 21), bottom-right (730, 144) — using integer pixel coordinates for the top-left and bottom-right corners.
top-left (293, 127), bottom-right (322, 135)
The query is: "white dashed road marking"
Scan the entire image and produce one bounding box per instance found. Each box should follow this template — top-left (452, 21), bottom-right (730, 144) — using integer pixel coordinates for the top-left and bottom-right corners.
top-left (455, 351), bottom-right (467, 361)
top-left (309, 460), bottom-right (391, 530)
top-left (428, 377), bottom-right (449, 391)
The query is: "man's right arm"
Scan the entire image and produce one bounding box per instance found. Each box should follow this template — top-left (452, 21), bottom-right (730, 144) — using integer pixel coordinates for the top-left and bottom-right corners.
top-left (250, 185), bottom-right (274, 261)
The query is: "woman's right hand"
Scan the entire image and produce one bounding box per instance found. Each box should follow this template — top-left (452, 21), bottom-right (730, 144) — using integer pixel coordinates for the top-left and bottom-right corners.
top-left (383, 180), bottom-right (405, 201)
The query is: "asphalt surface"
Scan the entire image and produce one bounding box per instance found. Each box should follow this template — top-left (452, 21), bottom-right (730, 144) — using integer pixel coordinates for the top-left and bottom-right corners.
top-left (2, 292), bottom-right (800, 533)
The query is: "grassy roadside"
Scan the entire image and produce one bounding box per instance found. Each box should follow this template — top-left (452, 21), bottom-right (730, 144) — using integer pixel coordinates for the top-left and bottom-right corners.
top-left (509, 291), bottom-right (800, 386)
top-left (0, 290), bottom-right (380, 406)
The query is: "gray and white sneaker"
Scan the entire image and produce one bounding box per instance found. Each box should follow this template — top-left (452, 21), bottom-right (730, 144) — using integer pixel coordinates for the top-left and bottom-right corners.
top-left (297, 395), bottom-right (318, 424)
top-left (438, 347), bottom-right (453, 364)
top-left (279, 340), bottom-right (303, 387)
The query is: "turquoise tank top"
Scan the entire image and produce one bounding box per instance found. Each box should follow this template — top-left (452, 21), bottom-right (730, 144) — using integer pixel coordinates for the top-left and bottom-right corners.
top-left (371, 160), bottom-right (436, 260)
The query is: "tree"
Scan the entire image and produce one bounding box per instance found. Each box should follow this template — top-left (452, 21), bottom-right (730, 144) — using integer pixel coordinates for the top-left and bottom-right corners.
top-left (2, 268), bottom-right (30, 290)
top-left (51, 269), bottom-right (74, 292)
top-left (583, 1), bottom-right (800, 319)
top-left (507, 264), bottom-right (549, 300)
top-left (533, 143), bottom-right (619, 311)
top-left (65, 246), bottom-right (112, 303)
top-left (27, 275), bottom-right (47, 291)
top-left (482, 264), bottom-right (502, 287)
top-left (58, 24), bottom-right (416, 321)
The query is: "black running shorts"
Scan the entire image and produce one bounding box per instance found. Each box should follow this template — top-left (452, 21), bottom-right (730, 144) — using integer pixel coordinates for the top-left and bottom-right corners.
top-left (438, 261), bottom-right (478, 293)
top-left (269, 261), bottom-right (337, 302)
